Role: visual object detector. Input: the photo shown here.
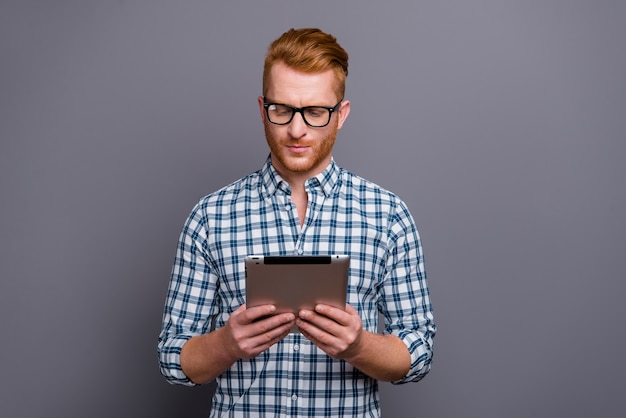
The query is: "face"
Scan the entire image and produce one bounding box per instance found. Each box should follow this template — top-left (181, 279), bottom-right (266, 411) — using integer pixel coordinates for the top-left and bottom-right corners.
top-left (258, 62), bottom-right (350, 183)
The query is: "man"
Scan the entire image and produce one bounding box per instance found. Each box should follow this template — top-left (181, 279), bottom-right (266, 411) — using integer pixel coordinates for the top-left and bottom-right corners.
top-left (158, 27), bottom-right (435, 417)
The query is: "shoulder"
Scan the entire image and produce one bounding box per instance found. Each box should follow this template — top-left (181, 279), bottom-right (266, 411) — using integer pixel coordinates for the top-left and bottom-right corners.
top-left (196, 170), bottom-right (263, 209)
top-left (339, 167), bottom-right (405, 205)
top-left (337, 167), bottom-right (417, 228)
top-left (181, 171), bottom-right (262, 231)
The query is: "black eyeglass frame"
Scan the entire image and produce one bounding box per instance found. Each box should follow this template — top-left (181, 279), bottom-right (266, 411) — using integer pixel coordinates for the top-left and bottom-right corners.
top-left (262, 97), bottom-right (343, 128)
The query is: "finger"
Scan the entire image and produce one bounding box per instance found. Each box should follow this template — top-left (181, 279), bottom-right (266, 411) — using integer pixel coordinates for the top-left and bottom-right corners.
top-left (240, 304), bottom-right (278, 324)
top-left (297, 320), bottom-right (342, 356)
top-left (231, 312), bottom-right (296, 358)
top-left (231, 304), bottom-right (246, 314)
top-left (297, 309), bottom-right (343, 339)
top-left (309, 305), bottom-right (352, 331)
top-left (247, 314), bottom-right (295, 348)
top-left (254, 311), bottom-right (296, 333)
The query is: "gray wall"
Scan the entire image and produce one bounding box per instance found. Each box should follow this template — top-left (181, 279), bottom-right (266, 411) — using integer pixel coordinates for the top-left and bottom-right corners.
top-left (1, 1), bottom-right (625, 417)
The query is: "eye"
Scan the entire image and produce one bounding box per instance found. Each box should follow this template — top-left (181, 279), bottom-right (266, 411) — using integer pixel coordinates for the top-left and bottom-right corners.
top-left (305, 108), bottom-right (325, 118)
top-left (273, 105), bottom-right (292, 116)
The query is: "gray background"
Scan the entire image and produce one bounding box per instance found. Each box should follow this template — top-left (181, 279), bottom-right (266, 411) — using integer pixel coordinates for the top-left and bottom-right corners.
top-left (1, 1), bottom-right (624, 417)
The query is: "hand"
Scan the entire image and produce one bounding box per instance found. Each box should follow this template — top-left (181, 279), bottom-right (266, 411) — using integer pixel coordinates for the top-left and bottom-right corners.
top-left (296, 303), bottom-right (363, 360)
top-left (222, 304), bottom-right (295, 360)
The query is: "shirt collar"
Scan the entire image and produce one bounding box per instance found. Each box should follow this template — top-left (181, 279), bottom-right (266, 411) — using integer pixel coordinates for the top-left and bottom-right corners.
top-left (260, 155), bottom-right (340, 198)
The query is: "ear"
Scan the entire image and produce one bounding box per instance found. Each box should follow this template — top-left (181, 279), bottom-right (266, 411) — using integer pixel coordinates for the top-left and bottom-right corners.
top-left (336, 100), bottom-right (350, 130)
top-left (257, 96), bottom-right (266, 121)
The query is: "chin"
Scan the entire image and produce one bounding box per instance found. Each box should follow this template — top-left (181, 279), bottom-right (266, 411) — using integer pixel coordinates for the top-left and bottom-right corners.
top-left (278, 155), bottom-right (318, 174)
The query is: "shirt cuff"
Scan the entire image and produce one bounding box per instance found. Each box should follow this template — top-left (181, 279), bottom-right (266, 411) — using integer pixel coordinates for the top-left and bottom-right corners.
top-left (392, 330), bottom-right (434, 384)
top-left (158, 334), bottom-right (197, 386)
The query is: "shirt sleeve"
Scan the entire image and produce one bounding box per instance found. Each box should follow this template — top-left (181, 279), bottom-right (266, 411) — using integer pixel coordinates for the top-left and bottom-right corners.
top-left (381, 200), bottom-right (436, 384)
top-left (157, 202), bottom-right (218, 386)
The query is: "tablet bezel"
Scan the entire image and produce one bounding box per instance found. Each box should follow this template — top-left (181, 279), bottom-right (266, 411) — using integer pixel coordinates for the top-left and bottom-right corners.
top-left (245, 255), bottom-right (350, 331)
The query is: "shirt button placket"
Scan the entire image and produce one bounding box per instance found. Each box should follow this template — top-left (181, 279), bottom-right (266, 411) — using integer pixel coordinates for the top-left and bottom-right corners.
top-left (288, 341), bottom-right (301, 410)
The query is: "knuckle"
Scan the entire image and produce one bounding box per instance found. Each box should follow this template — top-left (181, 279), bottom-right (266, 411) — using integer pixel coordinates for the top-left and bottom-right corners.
top-left (317, 332), bottom-right (330, 346)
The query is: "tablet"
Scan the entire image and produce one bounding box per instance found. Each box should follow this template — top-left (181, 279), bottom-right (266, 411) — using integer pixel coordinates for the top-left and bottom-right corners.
top-left (245, 255), bottom-right (350, 331)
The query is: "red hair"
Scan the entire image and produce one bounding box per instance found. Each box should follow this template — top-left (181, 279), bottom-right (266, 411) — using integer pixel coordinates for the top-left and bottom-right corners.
top-left (262, 28), bottom-right (349, 99)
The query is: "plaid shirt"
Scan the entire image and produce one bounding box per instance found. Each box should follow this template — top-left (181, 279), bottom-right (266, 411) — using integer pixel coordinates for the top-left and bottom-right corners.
top-left (158, 157), bottom-right (435, 417)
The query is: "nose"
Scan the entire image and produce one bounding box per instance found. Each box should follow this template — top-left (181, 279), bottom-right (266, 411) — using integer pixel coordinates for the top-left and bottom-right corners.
top-left (287, 111), bottom-right (308, 139)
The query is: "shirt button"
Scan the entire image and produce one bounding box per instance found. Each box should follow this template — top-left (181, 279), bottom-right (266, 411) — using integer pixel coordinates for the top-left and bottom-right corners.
top-left (291, 394), bottom-right (298, 401)
top-left (293, 344), bottom-right (300, 351)
top-left (297, 248), bottom-right (304, 255)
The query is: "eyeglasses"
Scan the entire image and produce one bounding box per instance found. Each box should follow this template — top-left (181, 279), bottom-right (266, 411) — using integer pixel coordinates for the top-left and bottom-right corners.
top-left (263, 98), bottom-right (343, 128)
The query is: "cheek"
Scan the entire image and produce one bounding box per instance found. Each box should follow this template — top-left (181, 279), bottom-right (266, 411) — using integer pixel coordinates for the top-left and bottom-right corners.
top-left (263, 122), bottom-right (279, 144)
top-left (315, 129), bottom-right (337, 159)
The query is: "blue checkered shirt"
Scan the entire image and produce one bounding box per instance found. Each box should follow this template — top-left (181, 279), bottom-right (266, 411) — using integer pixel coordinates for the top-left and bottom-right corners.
top-left (158, 157), bottom-right (435, 417)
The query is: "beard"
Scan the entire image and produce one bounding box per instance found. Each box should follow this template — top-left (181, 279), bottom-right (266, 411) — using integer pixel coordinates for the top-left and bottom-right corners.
top-left (263, 119), bottom-right (338, 176)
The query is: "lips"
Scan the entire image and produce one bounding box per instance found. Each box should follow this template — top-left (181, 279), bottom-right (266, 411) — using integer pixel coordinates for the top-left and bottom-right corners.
top-left (286, 145), bottom-right (310, 154)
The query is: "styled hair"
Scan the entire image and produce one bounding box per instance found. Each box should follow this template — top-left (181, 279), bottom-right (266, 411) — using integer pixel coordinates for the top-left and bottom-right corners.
top-left (262, 28), bottom-right (349, 99)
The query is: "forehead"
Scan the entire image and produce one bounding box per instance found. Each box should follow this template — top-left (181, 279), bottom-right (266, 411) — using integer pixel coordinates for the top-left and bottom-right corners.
top-left (266, 62), bottom-right (338, 105)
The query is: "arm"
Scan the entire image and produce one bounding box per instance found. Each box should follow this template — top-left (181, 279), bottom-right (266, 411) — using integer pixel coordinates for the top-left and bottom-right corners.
top-left (157, 203), bottom-right (295, 385)
top-left (297, 200), bottom-right (435, 383)
top-left (180, 305), bottom-right (295, 384)
top-left (381, 202), bottom-right (436, 383)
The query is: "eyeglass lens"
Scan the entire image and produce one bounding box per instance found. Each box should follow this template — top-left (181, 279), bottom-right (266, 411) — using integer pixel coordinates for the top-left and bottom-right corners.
top-left (266, 104), bottom-right (332, 127)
